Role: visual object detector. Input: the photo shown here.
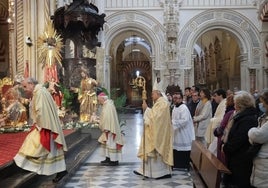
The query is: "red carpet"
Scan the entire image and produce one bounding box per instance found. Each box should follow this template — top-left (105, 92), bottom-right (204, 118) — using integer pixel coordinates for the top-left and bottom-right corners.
top-left (0, 129), bottom-right (74, 167)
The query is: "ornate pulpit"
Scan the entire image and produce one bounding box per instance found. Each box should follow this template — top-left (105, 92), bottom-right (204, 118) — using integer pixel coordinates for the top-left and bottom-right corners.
top-left (53, 0), bottom-right (105, 88)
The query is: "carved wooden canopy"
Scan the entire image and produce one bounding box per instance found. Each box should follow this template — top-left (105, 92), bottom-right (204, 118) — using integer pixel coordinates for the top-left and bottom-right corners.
top-left (53, 0), bottom-right (106, 50)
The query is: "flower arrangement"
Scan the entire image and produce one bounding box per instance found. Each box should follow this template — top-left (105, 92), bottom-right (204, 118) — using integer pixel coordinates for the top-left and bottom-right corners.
top-left (0, 124), bottom-right (31, 133)
top-left (63, 121), bottom-right (99, 130)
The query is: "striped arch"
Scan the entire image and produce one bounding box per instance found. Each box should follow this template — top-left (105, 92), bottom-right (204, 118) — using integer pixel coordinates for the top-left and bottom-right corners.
top-left (122, 61), bottom-right (151, 77)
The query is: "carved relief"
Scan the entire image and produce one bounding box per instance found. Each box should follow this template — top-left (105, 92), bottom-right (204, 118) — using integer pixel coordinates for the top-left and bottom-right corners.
top-left (240, 21), bottom-right (249, 31)
top-left (152, 24), bottom-right (160, 33)
top-left (164, 0), bottom-right (179, 80)
top-left (167, 39), bottom-right (177, 61)
top-left (188, 22), bottom-right (197, 32)
top-left (166, 24), bottom-right (177, 39)
top-left (125, 13), bottom-right (135, 21)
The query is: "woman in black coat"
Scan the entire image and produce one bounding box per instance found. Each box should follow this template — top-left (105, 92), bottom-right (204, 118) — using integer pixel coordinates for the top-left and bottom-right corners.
top-left (223, 91), bottom-right (258, 188)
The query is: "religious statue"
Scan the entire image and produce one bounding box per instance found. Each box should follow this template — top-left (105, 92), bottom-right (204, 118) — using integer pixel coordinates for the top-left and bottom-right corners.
top-left (89, 112), bottom-right (99, 124)
top-left (0, 83), bottom-right (28, 127)
top-left (72, 67), bottom-right (98, 122)
top-left (44, 77), bottom-right (63, 107)
top-left (168, 40), bottom-right (177, 60)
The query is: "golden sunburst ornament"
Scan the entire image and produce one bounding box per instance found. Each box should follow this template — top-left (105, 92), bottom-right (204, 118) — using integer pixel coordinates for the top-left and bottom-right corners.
top-left (37, 20), bottom-right (63, 68)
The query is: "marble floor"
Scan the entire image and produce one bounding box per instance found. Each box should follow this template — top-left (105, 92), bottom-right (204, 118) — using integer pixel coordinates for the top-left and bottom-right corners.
top-left (63, 113), bottom-right (193, 188)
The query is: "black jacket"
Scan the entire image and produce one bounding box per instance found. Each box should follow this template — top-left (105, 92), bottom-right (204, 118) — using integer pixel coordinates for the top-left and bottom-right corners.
top-left (223, 107), bottom-right (258, 187)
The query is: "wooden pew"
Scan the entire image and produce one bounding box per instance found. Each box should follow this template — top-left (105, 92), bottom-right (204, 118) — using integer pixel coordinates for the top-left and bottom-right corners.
top-left (190, 140), bottom-right (231, 188)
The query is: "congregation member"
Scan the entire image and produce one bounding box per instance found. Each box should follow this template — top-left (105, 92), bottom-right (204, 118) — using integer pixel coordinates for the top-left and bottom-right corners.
top-left (97, 92), bottom-right (124, 166)
top-left (226, 89), bottom-right (234, 97)
top-left (248, 89), bottom-right (268, 188)
top-left (14, 77), bottom-right (68, 183)
top-left (172, 92), bottom-right (195, 170)
top-left (187, 90), bottom-right (200, 118)
top-left (193, 88), bottom-right (212, 147)
top-left (184, 87), bottom-right (192, 105)
top-left (134, 88), bottom-right (173, 179)
top-left (191, 85), bottom-right (200, 94)
top-left (206, 88), bottom-right (227, 155)
top-left (223, 91), bottom-right (258, 188)
top-left (211, 91), bottom-right (219, 117)
top-left (255, 95), bottom-right (264, 118)
top-left (213, 94), bottom-right (235, 164)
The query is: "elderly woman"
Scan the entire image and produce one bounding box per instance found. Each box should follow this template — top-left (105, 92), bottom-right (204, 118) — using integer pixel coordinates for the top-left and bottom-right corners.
top-left (248, 89), bottom-right (268, 188)
top-left (223, 91), bottom-right (258, 188)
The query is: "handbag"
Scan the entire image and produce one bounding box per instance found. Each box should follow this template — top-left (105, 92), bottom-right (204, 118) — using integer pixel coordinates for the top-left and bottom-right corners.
top-left (247, 143), bottom-right (262, 159)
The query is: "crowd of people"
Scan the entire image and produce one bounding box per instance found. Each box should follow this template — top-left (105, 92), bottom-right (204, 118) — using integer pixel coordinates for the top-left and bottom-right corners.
top-left (156, 85), bottom-right (268, 188)
top-left (130, 77), bottom-right (268, 187)
top-left (1, 72), bottom-right (268, 187)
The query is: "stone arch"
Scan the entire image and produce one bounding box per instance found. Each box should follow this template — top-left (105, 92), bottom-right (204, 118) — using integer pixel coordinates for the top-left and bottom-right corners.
top-left (179, 9), bottom-right (261, 91)
top-left (102, 10), bottom-right (165, 90)
top-left (122, 61), bottom-right (151, 75)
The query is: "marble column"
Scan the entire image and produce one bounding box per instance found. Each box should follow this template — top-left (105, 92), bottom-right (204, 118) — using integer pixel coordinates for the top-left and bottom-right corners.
top-left (44, 0), bottom-right (50, 24)
top-left (248, 68), bottom-right (256, 93)
top-left (169, 69), bottom-right (176, 85)
top-left (184, 69), bottom-right (191, 88)
top-left (96, 47), bottom-right (104, 85)
top-left (151, 55), bottom-right (156, 83)
top-left (238, 53), bottom-right (248, 91)
top-left (104, 55), bottom-right (112, 92)
top-left (50, 0), bottom-right (56, 17)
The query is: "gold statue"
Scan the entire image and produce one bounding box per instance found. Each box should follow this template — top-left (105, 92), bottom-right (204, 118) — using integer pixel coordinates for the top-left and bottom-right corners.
top-left (0, 84), bottom-right (27, 127)
top-left (71, 67), bottom-right (98, 122)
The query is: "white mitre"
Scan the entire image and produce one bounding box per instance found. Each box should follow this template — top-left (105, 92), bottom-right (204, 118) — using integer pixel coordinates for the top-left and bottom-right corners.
top-left (153, 78), bottom-right (168, 101)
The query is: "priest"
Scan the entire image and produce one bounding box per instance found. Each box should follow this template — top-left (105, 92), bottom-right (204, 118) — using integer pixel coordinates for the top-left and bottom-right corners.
top-left (97, 92), bottom-right (124, 166)
top-left (134, 80), bottom-right (173, 179)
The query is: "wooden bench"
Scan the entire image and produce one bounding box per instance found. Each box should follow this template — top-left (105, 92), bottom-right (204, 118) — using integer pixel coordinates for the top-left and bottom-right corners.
top-left (190, 140), bottom-right (231, 188)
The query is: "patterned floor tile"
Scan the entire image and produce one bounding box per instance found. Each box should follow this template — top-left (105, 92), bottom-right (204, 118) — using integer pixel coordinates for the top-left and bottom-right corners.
top-left (64, 162), bottom-right (193, 188)
top-left (63, 114), bottom-right (193, 188)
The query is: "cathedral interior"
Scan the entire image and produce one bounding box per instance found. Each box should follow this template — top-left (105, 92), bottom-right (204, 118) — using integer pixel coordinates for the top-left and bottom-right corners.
top-left (1, 0), bottom-right (268, 187)
top-left (0, 0), bottom-right (268, 109)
